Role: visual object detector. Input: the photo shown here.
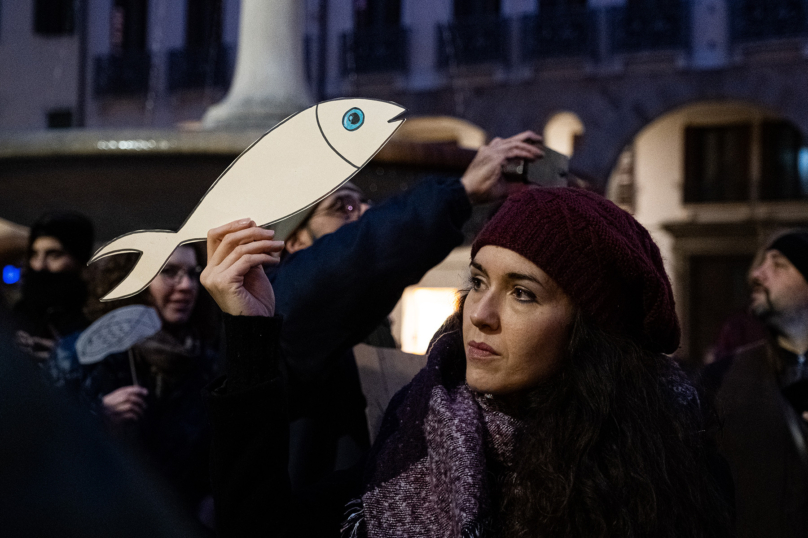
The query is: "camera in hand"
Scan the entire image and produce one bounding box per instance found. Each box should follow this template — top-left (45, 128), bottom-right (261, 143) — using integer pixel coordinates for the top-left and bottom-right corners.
top-left (502, 140), bottom-right (569, 188)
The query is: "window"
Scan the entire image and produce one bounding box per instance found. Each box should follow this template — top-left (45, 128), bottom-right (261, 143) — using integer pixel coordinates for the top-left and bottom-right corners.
top-left (760, 120), bottom-right (808, 200)
top-left (454, 0), bottom-right (500, 21)
top-left (355, 0), bottom-right (401, 29)
top-left (684, 120), bottom-right (808, 203)
top-left (33, 0), bottom-right (74, 36)
top-left (47, 109), bottom-right (73, 128)
top-left (186, 0), bottom-right (222, 50)
top-left (111, 0), bottom-right (148, 52)
top-left (539, 0), bottom-right (587, 11)
top-left (684, 124), bottom-right (752, 203)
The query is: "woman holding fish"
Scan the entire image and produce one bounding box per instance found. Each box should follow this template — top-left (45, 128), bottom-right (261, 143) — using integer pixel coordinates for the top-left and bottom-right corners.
top-left (201, 150), bottom-right (733, 535)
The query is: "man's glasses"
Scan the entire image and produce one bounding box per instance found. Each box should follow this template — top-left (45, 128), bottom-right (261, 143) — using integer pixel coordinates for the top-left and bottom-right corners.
top-left (312, 192), bottom-right (369, 220)
top-left (158, 265), bottom-right (202, 286)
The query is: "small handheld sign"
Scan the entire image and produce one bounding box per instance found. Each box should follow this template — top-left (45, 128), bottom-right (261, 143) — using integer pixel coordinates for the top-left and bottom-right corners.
top-left (76, 305), bottom-right (162, 366)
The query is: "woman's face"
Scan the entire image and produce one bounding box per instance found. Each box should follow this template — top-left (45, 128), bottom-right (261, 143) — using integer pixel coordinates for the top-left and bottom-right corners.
top-left (148, 246), bottom-right (199, 325)
top-left (463, 245), bottom-right (575, 396)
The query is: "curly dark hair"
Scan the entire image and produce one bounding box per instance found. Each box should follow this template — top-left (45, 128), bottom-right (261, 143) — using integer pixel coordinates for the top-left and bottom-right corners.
top-left (492, 308), bottom-right (733, 537)
top-left (449, 290), bottom-right (732, 537)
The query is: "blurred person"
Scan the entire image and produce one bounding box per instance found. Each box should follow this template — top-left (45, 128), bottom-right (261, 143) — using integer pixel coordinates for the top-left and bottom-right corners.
top-left (84, 244), bottom-right (220, 523)
top-left (263, 131), bottom-right (544, 489)
top-left (704, 229), bottom-right (808, 538)
top-left (279, 181), bottom-right (395, 349)
top-left (0, 315), bottom-right (206, 537)
top-left (201, 188), bottom-right (733, 537)
top-left (12, 211), bottom-right (94, 361)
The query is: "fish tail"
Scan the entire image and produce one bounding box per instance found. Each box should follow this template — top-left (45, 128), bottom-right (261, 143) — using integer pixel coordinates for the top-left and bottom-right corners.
top-left (89, 230), bottom-right (180, 301)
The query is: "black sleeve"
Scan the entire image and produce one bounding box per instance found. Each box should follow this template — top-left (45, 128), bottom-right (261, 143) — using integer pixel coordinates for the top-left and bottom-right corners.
top-left (206, 315), bottom-right (361, 537)
top-left (206, 315), bottom-right (292, 537)
top-left (272, 175), bottom-right (472, 383)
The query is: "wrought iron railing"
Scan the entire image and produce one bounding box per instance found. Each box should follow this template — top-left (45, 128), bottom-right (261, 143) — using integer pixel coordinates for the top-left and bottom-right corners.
top-left (608, 1), bottom-right (690, 54)
top-left (167, 45), bottom-right (233, 92)
top-left (93, 52), bottom-right (151, 96)
top-left (730, 0), bottom-right (808, 43)
top-left (437, 18), bottom-right (510, 67)
top-left (341, 26), bottom-right (410, 75)
top-left (520, 7), bottom-right (593, 61)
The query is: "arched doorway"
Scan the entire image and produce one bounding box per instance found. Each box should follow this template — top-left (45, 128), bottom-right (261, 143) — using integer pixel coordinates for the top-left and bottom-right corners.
top-left (606, 100), bottom-right (808, 363)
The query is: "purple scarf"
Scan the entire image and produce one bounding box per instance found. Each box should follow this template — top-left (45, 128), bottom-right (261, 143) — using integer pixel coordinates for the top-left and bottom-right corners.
top-left (342, 324), bottom-right (522, 538)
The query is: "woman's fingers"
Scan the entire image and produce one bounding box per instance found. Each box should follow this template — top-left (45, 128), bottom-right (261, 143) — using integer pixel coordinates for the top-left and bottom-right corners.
top-left (206, 218), bottom-right (255, 260)
top-left (230, 253), bottom-right (278, 276)
top-left (208, 240), bottom-right (283, 279)
top-left (208, 224), bottom-right (276, 267)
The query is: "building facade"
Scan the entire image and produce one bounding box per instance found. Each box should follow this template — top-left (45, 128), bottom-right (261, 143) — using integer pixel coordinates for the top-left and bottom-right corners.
top-left (2, 0), bottom-right (808, 361)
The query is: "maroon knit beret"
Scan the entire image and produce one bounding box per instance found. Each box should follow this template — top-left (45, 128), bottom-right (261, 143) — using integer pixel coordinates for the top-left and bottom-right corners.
top-left (471, 188), bottom-right (680, 354)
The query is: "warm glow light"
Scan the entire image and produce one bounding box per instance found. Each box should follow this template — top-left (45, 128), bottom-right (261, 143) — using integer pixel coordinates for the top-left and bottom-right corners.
top-left (400, 287), bottom-right (459, 354)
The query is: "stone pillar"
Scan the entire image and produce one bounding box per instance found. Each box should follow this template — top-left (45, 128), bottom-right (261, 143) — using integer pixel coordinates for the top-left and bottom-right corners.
top-left (203, 0), bottom-right (313, 130)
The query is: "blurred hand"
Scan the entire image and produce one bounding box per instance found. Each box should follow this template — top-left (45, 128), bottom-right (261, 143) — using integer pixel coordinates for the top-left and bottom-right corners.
top-left (461, 131), bottom-right (544, 205)
top-left (200, 219), bottom-right (283, 317)
top-left (102, 385), bottom-right (148, 424)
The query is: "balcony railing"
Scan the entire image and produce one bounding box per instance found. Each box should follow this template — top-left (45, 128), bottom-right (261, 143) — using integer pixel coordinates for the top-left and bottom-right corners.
top-left (341, 27), bottom-right (409, 75)
top-left (520, 8), bottom-right (593, 61)
top-left (608, 1), bottom-right (690, 54)
top-left (437, 18), bottom-right (510, 67)
top-left (94, 52), bottom-right (151, 96)
top-left (730, 0), bottom-right (808, 43)
top-left (167, 45), bottom-right (233, 92)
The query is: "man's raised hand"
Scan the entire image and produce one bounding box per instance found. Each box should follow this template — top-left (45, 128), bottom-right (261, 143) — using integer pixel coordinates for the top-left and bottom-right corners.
top-left (201, 219), bottom-right (284, 317)
top-left (461, 131), bottom-right (544, 205)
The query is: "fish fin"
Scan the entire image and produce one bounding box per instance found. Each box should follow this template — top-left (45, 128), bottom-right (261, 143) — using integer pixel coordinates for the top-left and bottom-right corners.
top-left (89, 230), bottom-right (180, 301)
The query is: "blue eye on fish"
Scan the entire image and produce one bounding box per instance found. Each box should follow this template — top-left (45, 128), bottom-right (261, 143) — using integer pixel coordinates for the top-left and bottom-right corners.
top-left (89, 97), bottom-right (406, 301)
top-left (343, 108), bottom-right (364, 131)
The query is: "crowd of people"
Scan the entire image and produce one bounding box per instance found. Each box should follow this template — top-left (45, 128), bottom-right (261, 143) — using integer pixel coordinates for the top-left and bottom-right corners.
top-left (1, 129), bottom-right (807, 537)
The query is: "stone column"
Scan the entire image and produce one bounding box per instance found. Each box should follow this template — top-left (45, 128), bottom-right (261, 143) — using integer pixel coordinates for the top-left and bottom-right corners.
top-left (203, 0), bottom-right (313, 130)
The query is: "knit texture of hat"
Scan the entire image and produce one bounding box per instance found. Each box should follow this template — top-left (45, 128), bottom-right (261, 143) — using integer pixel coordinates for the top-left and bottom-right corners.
top-left (29, 211), bottom-right (95, 265)
top-left (471, 188), bottom-right (680, 354)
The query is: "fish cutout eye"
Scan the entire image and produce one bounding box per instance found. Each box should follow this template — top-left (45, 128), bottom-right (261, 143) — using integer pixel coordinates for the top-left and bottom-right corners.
top-left (342, 108), bottom-right (364, 131)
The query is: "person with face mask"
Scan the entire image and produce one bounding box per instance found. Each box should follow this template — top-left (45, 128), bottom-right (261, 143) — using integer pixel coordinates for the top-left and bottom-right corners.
top-left (13, 211), bottom-right (94, 362)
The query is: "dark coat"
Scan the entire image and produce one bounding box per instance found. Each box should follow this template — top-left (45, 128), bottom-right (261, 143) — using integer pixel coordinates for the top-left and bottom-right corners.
top-left (86, 330), bottom-right (220, 509)
top-left (207, 315), bottom-right (359, 538)
top-left (705, 341), bottom-right (808, 538)
top-left (266, 175), bottom-right (471, 487)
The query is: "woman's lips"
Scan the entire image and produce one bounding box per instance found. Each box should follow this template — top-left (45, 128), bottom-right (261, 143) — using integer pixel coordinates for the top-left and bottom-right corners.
top-left (467, 340), bottom-right (499, 359)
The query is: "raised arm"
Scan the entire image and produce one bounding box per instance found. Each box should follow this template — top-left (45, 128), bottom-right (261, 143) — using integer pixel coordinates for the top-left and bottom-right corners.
top-left (272, 131), bottom-right (544, 382)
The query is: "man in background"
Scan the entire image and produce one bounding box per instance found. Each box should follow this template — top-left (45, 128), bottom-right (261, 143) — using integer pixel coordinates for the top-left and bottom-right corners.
top-left (705, 230), bottom-right (808, 538)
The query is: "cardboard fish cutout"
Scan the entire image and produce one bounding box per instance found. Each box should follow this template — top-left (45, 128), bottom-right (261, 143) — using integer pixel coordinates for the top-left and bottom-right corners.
top-left (76, 305), bottom-right (161, 365)
top-left (90, 98), bottom-right (406, 301)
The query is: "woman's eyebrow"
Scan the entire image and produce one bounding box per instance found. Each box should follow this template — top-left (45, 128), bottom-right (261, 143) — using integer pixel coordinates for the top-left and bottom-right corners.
top-left (506, 272), bottom-right (548, 291)
top-left (470, 261), bottom-right (487, 275)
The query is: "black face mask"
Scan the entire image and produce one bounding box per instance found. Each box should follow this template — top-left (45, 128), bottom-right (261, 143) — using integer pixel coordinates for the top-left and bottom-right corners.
top-left (20, 270), bottom-right (87, 317)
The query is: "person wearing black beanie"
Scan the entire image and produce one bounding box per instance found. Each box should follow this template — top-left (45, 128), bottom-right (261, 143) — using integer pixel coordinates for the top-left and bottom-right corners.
top-left (13, 211), bottom-right (94, 362)
top-left (705, 228), bottom-right (808, 538)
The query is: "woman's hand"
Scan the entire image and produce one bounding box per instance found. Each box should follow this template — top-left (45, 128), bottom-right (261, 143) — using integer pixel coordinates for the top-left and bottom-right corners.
top-left (200, 219), bottom-right (284, 317)
top-left (102, 385), bottom-right (148, 423)
top-left (461, 131), bottom-right (544, 205)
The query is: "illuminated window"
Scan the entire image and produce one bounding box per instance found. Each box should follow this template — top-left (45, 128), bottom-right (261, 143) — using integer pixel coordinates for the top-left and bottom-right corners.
top-left (400, 287), bottom-right (459, 354)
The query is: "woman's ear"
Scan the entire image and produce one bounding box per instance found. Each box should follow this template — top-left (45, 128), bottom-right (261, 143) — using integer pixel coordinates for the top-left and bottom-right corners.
top-left (284, 228), bottom-right (313, 254)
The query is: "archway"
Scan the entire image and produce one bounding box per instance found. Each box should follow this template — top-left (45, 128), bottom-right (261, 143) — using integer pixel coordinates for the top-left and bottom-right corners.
top-left (606, 100), bottom-right (808, 362)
